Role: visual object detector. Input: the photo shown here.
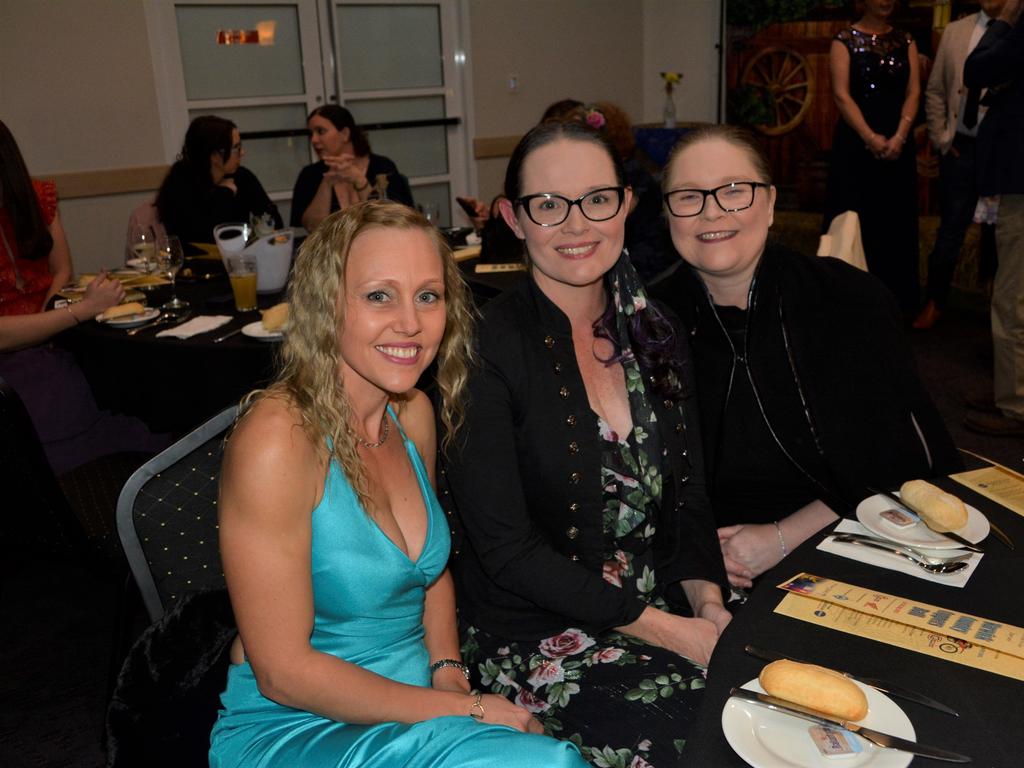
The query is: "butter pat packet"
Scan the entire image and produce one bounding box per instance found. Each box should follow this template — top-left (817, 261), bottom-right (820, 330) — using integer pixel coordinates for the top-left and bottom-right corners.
top-left (880, 507), bottom-right (918, 528)
top-left (809, 725), bottom-right (863, 758)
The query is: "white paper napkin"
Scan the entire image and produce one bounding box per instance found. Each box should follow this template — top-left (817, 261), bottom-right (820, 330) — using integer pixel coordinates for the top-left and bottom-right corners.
top-left (156, 315), bottom-right (232, 339)
top-left (817, 519), bottom-right (981, 588)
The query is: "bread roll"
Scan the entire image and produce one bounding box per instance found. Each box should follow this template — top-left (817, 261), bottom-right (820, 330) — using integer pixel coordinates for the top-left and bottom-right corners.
top-left (759, 659), bottom-right (868, 721)
top-left (261, 303), bottom-right (289, 331)
top-left (899, 479), bottom-right (968, 533)
top-left (98, 302), bottom-right (145, 321)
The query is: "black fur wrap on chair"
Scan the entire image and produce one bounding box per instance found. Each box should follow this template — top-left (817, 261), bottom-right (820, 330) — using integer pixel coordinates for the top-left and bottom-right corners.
top-left (105, 588), bottom-right (236, 767)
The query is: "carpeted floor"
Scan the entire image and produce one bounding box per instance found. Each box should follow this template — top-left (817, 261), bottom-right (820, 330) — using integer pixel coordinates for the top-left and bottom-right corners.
top-left (1, 301), bottom-right (1020, 768)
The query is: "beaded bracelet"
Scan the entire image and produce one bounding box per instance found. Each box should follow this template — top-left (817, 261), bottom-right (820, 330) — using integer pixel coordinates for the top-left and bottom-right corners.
top-left (429, 658), bottom-right (470, 680)
top-left (773, 521), bottom-right (788, 557)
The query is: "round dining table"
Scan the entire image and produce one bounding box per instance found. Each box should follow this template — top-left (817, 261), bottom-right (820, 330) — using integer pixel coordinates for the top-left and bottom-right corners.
top-left (57, 274), bottom-right (283, 437)
top-left (683, 472), bottom-right (1023, 767)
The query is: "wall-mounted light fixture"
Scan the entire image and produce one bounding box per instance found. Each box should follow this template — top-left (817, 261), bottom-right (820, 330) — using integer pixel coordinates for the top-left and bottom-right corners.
top-left (216, 21), bottom-right (276, 45)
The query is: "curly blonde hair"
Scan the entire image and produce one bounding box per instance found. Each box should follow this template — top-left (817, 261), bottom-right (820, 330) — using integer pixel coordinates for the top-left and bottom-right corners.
top-left (248, 201), bottom-right (474, 506)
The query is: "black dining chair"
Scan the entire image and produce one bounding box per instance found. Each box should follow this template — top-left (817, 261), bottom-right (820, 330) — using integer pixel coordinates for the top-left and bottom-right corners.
top-left (108, 405), bottom-right (239, 767)
top-left (115, 404), bottom-right (237, 622)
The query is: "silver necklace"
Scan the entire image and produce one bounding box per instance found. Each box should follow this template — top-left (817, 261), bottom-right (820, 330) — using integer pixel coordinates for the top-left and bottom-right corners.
top-left (351, 412), bottom-right (389, 449)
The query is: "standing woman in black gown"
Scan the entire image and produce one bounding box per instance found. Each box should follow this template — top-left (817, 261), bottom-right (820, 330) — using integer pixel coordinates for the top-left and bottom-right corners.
top-left (823, 0), bottom-right (921, 316)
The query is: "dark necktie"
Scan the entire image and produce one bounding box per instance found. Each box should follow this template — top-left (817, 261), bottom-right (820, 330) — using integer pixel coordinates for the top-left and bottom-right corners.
top-left (963, 19), bottom-right (994, 129)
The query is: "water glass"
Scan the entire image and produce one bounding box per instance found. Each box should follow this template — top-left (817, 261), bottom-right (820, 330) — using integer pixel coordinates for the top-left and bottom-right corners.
top-left (156, 235), bottom-right (189, 310)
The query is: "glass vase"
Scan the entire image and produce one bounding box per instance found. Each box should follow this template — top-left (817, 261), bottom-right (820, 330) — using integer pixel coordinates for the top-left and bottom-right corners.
top-left (663, 91), bottom-right (677, 128)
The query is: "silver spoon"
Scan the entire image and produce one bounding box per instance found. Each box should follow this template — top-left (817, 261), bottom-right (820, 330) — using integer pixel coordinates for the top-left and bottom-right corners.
top-left (126, 310), bottom-right (184, 336)
top-left (832, 535), bottom-right (971, 574)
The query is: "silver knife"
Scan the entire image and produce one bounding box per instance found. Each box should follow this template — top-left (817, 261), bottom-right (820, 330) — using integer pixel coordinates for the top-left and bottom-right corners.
top-left (744, 645), bottom-right (959, 716)
top-left (728, 687), bottom-right (971, 763)
top-left (212, 327), bottom-right (243, 343)
top-left (867, 486), bottom-right (984, 553)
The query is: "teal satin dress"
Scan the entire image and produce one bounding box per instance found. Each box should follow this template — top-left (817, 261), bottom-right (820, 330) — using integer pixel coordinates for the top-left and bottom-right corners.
top-left (209, 408), bottom-right (584, 767)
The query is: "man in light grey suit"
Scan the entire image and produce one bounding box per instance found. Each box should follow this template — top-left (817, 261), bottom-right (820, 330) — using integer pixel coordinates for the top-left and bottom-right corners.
top-left (915, 0), bottom-right (1005, 330)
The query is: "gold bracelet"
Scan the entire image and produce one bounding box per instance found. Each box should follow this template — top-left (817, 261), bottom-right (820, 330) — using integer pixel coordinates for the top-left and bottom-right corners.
top-left (468, 691), bottom-right (485, 720)
top-left (64, 303), bottom-right (80, 325)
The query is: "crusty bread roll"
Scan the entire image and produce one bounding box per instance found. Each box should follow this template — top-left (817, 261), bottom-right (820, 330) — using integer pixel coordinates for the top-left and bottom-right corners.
top-left (261, 303), bottom-right (289, 331)
top-left (899, 479), bottom-right (968, 533)
top-left (98, 302), bottom-right (145, 321)
top-left (759, 659), bottom-right (868, 721)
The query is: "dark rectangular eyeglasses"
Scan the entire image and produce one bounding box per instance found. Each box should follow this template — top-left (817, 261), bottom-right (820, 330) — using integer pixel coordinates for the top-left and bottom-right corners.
top-left (515, 186), bottom-right (625, 227)
top-left (663, 181), bottom-right (770, 218)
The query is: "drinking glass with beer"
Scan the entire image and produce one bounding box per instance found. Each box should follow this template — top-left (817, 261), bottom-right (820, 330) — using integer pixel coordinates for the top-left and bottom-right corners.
top-left (226, 253), bottom-right (258, 312)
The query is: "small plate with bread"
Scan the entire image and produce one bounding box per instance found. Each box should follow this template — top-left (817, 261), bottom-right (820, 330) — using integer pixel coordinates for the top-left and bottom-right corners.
top-left (95, 304), bottom-right (159, 327)
top-left (856, 481), bottom-right (989, 550)
top-left (723, 660), bottom-right (914, 767)
top-left (242, 303), bottom-right (288, 341)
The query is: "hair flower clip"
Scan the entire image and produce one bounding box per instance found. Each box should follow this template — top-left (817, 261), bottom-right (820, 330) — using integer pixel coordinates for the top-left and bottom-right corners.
top-left (585, 107), bottom-right (606, 130)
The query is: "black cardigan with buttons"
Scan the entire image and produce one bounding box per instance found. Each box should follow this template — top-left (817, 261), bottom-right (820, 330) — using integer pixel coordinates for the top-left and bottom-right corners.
top-left (440, 276), bottom-right (727, 642)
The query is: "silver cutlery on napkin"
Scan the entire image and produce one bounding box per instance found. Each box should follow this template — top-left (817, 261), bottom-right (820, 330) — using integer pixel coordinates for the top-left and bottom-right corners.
top-left (728, 687), bottom-right (971, 762)
top-left (126, 310), bottom-right (189, 336)
top-left (866, 486), bottom-right (984, 553)
top-left (831, 534), bottom-right (970, 574)
top-left (743, 645), bottom-right (959, 716)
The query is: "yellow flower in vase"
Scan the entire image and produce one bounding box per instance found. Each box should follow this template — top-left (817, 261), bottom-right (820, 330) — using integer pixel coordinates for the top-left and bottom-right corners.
top-left (660, 71), bottom-right (683, 95)
top-left (660, 71), bottom-right (683, 128)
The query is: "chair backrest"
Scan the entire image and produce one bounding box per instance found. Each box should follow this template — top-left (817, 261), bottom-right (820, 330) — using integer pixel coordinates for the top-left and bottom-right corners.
top-left (117, 405), bottom-right (238, 622)
top-left (0, 375), bottom-right (84, 567)
top-left (817, 209), bottom-right (867, 271)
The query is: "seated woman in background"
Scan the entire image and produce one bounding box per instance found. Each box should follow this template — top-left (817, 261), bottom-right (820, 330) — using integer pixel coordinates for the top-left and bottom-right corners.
top-left (583, 101), bottom-right (676, 283)
top-left (441, 121), bottom-right (729, 766)
top-left (156, 115), bottom-right (281, 252)
top-left (652, 125), bottom-right (961, 589)
top-left (291, 105), bottom-right (413, 233)
top-left (210, 201), bottom-right (584, 768)
top-left (0, 119), bottom-right (165, 473)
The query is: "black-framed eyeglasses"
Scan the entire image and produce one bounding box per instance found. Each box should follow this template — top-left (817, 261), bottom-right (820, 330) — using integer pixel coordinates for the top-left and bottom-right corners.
top-left (515, 186), bottom-right (625, 227)
top-left (663, 181), bottom-right (770, 218)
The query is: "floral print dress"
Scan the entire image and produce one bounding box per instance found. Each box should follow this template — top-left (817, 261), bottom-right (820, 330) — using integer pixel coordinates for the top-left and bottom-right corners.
top-left (462, 345), bottom-right (708, 767)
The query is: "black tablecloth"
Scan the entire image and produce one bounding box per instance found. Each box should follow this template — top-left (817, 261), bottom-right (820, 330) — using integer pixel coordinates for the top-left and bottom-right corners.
top-left (57, 278), bottom-right (282, 436)
top-left (684, 475), bottom-right (1024, 766)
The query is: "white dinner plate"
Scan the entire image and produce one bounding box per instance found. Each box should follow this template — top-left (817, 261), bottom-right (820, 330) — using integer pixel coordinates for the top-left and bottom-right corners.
top-left (95, 307), bottom-right (159, 327)
top-left (241, 321), bottom-right (284, 341)
top-left (722, 678), bottom-right (914, 768)
top-left (856, 493), bottom-right (989, 550)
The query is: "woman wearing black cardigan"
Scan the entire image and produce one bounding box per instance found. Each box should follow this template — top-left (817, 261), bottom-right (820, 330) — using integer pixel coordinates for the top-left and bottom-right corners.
top-left (441, 121), bottom-right (728, 766)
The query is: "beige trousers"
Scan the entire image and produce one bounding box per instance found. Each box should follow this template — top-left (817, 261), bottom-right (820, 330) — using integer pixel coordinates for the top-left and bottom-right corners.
top-left (992, 194), bottom-right (1024, 419)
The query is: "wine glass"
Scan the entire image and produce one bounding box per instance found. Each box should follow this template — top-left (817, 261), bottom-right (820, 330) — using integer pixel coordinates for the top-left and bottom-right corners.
top-left (156, 235), bottom-right (189, 311)
top-left (127, 224), bottom-right (156, 273)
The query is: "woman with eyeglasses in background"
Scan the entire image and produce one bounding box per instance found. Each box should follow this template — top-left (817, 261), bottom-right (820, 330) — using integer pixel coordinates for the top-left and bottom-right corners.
top-left (441, 121), bottom-right (729, 765)
top-left (156, 115), bottom-right (281, 253)
top-left (653, 125), bottom-right (960, 592)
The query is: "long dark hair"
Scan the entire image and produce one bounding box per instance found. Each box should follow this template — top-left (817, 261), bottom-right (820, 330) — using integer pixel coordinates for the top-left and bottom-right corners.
top-left (156, 115), bottom-right (236, 219)
top-left (504, 121), bottom-right (685, 401)
top-left (0, 120), bottom-right (53, 261)
top-left (308, 105), bottom-right (370, 157)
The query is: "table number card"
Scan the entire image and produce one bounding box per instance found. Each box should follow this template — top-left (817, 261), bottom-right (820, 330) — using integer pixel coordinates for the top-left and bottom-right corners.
top-left (773, 573), bottom-right (1024, 681)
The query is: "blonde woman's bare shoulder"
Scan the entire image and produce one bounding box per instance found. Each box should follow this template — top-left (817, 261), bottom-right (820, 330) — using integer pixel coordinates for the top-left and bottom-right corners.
top-left (393, 389), bottom-right (436, 456)
top-left (227, 394), bottom-right (321, 470)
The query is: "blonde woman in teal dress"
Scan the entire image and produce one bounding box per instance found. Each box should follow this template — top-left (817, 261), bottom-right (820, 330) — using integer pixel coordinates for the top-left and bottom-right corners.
top-left (209, 201), bottom-right (585, 767)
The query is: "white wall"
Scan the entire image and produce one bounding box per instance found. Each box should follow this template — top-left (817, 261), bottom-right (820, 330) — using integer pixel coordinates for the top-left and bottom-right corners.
top-left (2, 0), bottom-right (722, 266)
top-left (1, 0), bottom-right (167, 273)
top-left (642, 0), bottom-right (721, 125)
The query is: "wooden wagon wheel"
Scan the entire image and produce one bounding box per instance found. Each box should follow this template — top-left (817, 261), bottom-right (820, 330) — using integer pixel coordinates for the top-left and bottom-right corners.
top-left (740, 46), bottom-right (814, 136)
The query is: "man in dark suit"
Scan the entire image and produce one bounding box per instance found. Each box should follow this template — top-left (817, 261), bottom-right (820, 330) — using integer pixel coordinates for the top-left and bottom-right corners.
top-left (964, 0), bottom-right (1024, 435)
